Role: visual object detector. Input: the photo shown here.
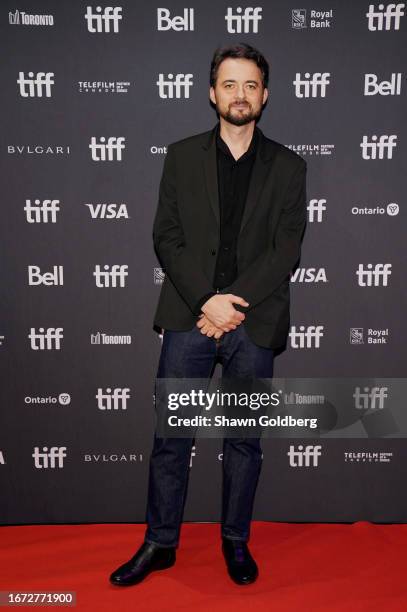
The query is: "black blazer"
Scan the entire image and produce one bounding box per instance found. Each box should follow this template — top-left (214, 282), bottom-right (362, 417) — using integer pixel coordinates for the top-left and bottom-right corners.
top-left (152, 122), bottom-right (307, 349)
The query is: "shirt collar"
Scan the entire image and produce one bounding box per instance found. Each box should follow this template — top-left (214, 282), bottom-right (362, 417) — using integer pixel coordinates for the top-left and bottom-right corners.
top-left (216, 121), bottom-right (258, 161)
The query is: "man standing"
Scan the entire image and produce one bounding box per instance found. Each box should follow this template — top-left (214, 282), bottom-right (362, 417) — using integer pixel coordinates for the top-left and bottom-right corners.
top-left (110, 43), bottom-right (307, 587)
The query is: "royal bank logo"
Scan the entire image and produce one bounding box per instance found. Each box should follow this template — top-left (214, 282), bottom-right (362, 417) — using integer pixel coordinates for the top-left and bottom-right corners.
top-left (154, 267), bottom-right (165, 284)
top-left (288, 444), bottom-right (322, 467)
top-left (85, 6), bottom-right (123, 33)
top-left (366, 3), bottom-right (405, 30)
top-left (95, 388), bottom-right (131, 410)
top-left (156, 73), bottom-right (193, 98)
top-left (225, 7), bottom-right (262, 33)
top-left (289, 325), bottom-right (324, 348)
top-left (78, 81), bottom-right (130, 93)
top-left (292, 8), bottom-right (333, 29)
top-left (17, 72), bottom-right (54, 97)
top-left (360, 134), bottom-right (397, 159)
top-left (350, 328), bottom-right (389, 344)
top-left (308, 198), bottom-right (327, 222)
top-left (350, 328), bottom-right (364, 344)
top-left (157, 7), bottom-right (194, 30)
top-left (89, 137), bottom-right (125, 161)
top-left (292, 9), bottom-right (307, 28)
top-left (9, 10), bottom-right (54, 25)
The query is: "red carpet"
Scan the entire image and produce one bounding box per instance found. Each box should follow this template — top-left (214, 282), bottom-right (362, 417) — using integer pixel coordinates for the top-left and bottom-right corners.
top-left (1, 522), bottom-right (406, 611)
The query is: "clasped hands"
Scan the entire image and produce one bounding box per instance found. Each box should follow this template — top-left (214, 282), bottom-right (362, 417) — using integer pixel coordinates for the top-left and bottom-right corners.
top-left (196, 293), bottom-right (250, 339)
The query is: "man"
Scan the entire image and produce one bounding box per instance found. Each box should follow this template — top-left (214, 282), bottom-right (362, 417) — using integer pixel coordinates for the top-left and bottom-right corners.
top-left (110, 43), bottom-right (307, 587)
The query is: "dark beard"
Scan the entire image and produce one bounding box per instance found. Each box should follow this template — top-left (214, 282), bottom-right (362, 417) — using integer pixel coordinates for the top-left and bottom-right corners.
top-left (218, 104), bottom-right (262, 126)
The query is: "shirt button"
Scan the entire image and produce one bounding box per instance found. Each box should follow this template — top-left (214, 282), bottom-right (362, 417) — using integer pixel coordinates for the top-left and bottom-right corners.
top-left (223, 246), bottom-right (229, 251)
top-left (220, 272), bottom-right (225, 277)
top-left (211, 249), bottom-right (216, 256)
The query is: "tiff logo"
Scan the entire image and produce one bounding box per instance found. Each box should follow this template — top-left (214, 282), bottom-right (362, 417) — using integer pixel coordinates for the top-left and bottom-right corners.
top-left (308, 198), bottom-right (327, 222)
top-left (353, 386), bottom-right (388, 409)
top-left (225, 6), bottom-right (262, 32)
top-left (24, 199), bottom-right (60, 223)
top-left (156, 73), bottom-right (193, 98)
top-left (293, 72), bottom-right (330, 97)
top-left (89, 137), bottom-right (125, 161)
top-left (157, 8), bottom-right (194, 30)
top-left (289, 325), bottom-right (324, 348)
top-left (29, 328), bottom-right (63, 350)
top-left (85, 6), bottom-right (122, 32)
top-left (96, 388), bottom-right (131, 410)
top-left (360, 134), bottom-right (397, 159)
top-left (366, 3), bottom-right (405, 30)
top-left (33, 446), bottom-right (67, 468)
top-left (17, 72), bottom-right (54, 97)
top-left (288, 444), bottom-right (322, 467)
top-left (356, 263), bottom-right (392, 286)
top-left (93, 264), bottom-right (128, 287)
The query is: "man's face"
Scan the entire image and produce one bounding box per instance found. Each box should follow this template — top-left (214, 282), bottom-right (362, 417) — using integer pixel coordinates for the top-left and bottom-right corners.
top-left (209, 57), bottom-right (268, 126)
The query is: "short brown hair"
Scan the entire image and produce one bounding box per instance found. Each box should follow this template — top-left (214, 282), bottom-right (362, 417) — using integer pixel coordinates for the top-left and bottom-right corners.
top-left (210, 42), bottom-right (269, 89)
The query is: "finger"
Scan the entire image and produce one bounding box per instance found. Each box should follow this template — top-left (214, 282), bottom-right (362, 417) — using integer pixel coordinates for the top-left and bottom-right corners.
top-left (228, 294), bottom-right (250, 306)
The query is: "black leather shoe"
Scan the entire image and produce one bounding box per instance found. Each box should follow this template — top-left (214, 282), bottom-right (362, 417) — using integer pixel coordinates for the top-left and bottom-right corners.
top-left (222, 537), bottom-right (258, 585)
top-left (109, 541), bottom-right (176, 586)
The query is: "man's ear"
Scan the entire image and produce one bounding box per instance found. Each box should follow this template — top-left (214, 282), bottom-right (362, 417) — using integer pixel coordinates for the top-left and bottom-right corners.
top-left (209, 86), bottom-right (216, 105)
top-left (262, 87), bottom-right (269, 105)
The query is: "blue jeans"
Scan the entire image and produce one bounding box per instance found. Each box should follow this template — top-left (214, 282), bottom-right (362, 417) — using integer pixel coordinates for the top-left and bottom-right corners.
top-left (144, 322), bottom-right (274, 548)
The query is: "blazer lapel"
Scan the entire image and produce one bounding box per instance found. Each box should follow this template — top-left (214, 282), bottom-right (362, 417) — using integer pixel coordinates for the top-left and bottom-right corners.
top-left (202, 122), bottom-right (276, 235)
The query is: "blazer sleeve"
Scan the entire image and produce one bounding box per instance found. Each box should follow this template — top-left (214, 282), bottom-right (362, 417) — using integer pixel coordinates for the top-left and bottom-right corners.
top-left (152, 144), bottom-right (215, 314)
top-left (225, 159), bottom-right (307, 312)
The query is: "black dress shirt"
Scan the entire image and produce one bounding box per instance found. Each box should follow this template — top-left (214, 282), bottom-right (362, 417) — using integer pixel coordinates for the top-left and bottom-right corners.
top-left (193, 122), bottom-right (258, 314)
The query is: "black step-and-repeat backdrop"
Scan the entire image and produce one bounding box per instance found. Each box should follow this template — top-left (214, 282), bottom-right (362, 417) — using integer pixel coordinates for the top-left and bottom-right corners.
top-left (1, 1), bottom-right (406, 525)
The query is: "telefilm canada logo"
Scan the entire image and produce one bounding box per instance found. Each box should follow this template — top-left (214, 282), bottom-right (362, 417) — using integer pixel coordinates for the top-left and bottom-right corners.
top-left (78, 81), bottom-right (131, 94)
top-left (344, 451), bottom-right (393, 463)
top-left (287, 143), bottom-right (335, 156)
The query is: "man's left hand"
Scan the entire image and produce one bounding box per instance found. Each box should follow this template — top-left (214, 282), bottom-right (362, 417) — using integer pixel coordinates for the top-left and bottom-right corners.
top-left (196, 314), bottom-right (225, 339)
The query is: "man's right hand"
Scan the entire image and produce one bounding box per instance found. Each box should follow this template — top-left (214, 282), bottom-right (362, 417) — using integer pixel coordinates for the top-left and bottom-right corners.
top-left (201, 294), bottom-right (249, 332)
